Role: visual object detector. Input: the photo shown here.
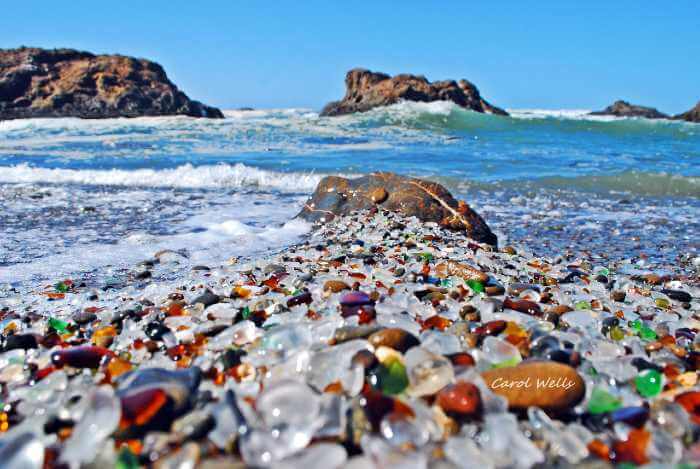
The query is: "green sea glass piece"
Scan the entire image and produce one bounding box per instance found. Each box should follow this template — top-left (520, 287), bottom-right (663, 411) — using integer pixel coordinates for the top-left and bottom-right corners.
top-left (375, 359), bottom-right (408, 395)
top-left (115, 448), bottom-right (139, 469)
top-left (635, 369), bottom-right (663, 398)
top-left (588, 387), bottom-right (622, 414)
top-left (466, 279), bottom-right (484, 294)
top-left (48, 317), bottom-right (69, 333)
top-left (639, 326), bottom-right (657, 341)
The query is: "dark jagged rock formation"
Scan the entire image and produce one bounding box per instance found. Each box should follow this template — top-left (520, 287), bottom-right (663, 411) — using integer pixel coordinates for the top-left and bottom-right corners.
top-left (320, 68), bottom-right (508, 117)
top-left (0, 47), bottom-right (223, 120)
top-left (589, 100), bottom-right (668, 119)
top-left (674, 101), bottom-right (700, 123)
top-left (297, 172), bottom-right (498, 246)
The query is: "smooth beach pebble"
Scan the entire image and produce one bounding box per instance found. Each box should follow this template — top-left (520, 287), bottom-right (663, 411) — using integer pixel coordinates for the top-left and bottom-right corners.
top-left (610, 291), bottom-right (626, 302)
top-left (51, 346), bottom-right (114, 369)
top-left (436, 381), bottom-right (482, 418)
top-left (324, 280), bottom-right (350, 293)
top-left (481, 361), bottom-right (585, 412)
top-left (435, 261), bottom-right (489, 283)
top-left (340, 291), bottom-right (372, 306)
top-left (661, 289), bottom-right (692, 303)
top-left (368, 328), bottom-right (419, 353)
top-left (3, 333), bottom-right (39, 351)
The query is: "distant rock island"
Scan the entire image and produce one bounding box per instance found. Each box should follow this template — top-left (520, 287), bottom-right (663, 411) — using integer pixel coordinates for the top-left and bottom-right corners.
top-left (320, 68), bottom-right (508, 117)
top-left (0, 47), bottom-right (223, 120)
top-left (674, 101), bottom-right (700, 123)
top-left (589, 100), bottom-right (668, 119)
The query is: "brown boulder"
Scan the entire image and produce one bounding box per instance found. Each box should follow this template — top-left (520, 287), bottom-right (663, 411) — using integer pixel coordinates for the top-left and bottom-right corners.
top-left (481, 361), bottom-right (585, 412)
top-left (320, 68), bottom-right (508, 117)
top-left (674, 101), bottom-right (700, 123)
top-left (297, 172), bottom-right (497, 246)
top-left (0, 47), bottom-right (223, 120)
top-left (589, 100), bottom-right (668, 119)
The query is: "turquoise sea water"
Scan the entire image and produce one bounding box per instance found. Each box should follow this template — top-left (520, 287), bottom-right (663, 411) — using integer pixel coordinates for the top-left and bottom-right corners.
top-left (1, 102), bottom-right (698, 290)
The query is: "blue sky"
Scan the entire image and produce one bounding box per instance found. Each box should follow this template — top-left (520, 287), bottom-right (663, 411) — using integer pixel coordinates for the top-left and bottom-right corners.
top-left (3, 1), bottom-right (699, 113)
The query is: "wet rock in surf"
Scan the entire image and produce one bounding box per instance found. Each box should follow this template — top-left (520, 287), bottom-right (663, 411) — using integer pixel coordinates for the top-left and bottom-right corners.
top-left (297, 172), bottom-right (497, 245)
top-left (320, 68), bottom-right (508, 117)
top-left (589, 100), bottom-right (669, 119)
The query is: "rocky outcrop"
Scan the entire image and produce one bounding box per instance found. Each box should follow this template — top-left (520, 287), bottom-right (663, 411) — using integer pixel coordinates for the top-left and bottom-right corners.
top-left (589, 100), bottom-right (668, 119)
top-left (674, 101), bottom-right (700, 123)
top-left (0, 47), bottom-right (223, 120)
top-left (297, 172), bottom-right (497, 246)
top-left (320, 68), bottom-right (508, 117)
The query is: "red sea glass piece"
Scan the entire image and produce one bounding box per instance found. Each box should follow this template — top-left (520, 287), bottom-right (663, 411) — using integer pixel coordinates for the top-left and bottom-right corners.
top-left (675, 391), bottom-right (700, 424)
top-left (436, 381), bottom-right (482, 417)
top-left (446, 352), bottom-right (476, 368)
top-left (503, 297), bottom-right (542, 316)
top-left (120, 388), bottom-right (169, 428)
top-left (474, 320), bottom-right (507, 336)
top-left (612, 428), bottom-right (650, 465)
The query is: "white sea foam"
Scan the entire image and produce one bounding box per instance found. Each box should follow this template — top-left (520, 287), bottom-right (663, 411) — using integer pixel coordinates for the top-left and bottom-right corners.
top-left (507, 108), bottom-right (616, 121)
top-left (0, 215), bottom-right (311, 284)
top-left (362, 100), bottom-right (457, 117)
top-left (0, 163), bottom-right (324, 192)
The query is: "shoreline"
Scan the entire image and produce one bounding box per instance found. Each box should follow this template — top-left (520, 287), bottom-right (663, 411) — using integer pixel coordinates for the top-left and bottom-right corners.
top-left (1, 208), bottom-right (698, 467)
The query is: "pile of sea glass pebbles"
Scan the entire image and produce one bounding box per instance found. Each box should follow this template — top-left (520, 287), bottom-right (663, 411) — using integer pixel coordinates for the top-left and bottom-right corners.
top-left (0, 208), bottom-right (698, 468)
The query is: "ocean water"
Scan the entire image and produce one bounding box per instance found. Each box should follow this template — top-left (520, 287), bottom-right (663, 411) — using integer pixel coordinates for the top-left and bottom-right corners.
top-left (1, 102), bottom-right (699, 292)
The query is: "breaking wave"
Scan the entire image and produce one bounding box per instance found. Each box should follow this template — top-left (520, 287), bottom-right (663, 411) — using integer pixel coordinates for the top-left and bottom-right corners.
top-left (0, 163), bottom-right (324, 192)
